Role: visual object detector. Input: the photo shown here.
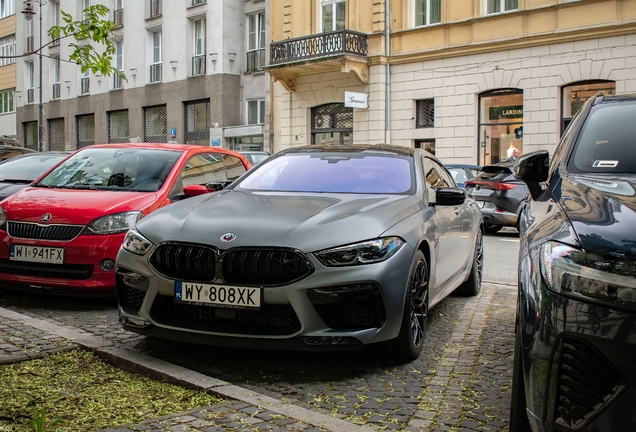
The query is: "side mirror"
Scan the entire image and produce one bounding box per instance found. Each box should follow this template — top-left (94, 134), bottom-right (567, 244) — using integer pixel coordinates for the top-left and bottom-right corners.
top-left (206, 181), bottom-right (230, 192)
top-left (514, 150), bottom-right (550, 200)
top-left (434, 187), bottom-right (466, 206)
top-left (183, 184), bottom-right (209, 197)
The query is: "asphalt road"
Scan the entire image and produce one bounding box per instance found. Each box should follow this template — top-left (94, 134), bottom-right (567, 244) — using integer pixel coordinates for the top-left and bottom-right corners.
top-left (0, 230), bottom-right (521, 431)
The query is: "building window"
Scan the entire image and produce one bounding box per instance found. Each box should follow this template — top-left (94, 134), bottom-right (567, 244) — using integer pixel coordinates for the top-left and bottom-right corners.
top-left (0, 89), bottom-right (14, 114)
top-left (311, 103), bottom-right (353, 145)
top-left (51, 2), bottom-right (61, 45)
top-left (229, 136), bottom-right (264, 152)
top-left (247, 12), bottom-right (265, 72)
top-left (76, 114), bottom-right (95, 148)
top-left (150, 31), bottom-right (162, 82)
top-left (184, 99), bottom-right (210, 146)
top-left (48, 118), bottom-right (65, 151)
top-left (26, 18), bottom-right (34, 52)
top-left (26, 61), bottom-right (35, 103)
top-left (80, 69), bottom-right (90, 95)
top-left (415, 0), bottom-right (441, 26)
top-left (113, 0), bottom-right (123, 27)
top-left (415, 139), bottom-right (435, 155)
top-left (415, 99), bottom-right (434, 128)
top-left (144, 105), bottom-right (167, 143)
top-left (247, 99), bottom-right (265, 125)
top-left (322, 0), bottom-right (345, 32)
top-left (149, 0), bottom-right (161, 18)
top-left (561, 81), bottom-right (615, 136)
top-left (0, 35), bottom-right (15, 66)
top-left (478, 88), bottom-right (523, 165)
top-left (51, 57), bottom-right (60, 99)
top-left (192, 19), bottom-right (206, 75)
top-left (24, 121), bottom-right (38, 150)
top-left (82, 0), bottom-right (90, 22)
top-left (486, 0), bottom-right (517, 14)
top-left (1, 0), bottom-right (15, 18)
top-left (113, 40), bottom-right (123, 89)
top-left (108, 110), bottom-right (129, 143)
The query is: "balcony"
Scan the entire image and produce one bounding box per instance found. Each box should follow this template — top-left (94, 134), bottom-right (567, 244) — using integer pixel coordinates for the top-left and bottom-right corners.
top-left (266, 30), bottom-right (369, 92)
top-left (247, 49), bottom-right (265, 73)
top-left (26, 36), bottom-right (34, 53)
top-left (27, 88), bottom-right (34, 103)
top-left (52, 83), bottom-right (60, 99)
top-left (149, 0), bottom-right (161, 18)
top-left (192, 54), bottom-right (205, 76)
top-left (80, 77), bottom-right (90, 95)
top-left (150, 63), bottom-right (162, 82)
top-left (114, 8), bottom-right (124, 27)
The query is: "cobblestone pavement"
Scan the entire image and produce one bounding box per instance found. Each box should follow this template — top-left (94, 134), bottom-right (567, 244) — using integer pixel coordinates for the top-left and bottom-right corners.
top-left (0, 280), bottom-right (516, 432)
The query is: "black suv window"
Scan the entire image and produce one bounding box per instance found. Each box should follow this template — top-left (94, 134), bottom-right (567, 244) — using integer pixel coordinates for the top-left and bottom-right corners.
top-left (568, 101), bottom-right (636, 174)
top-left (475, 166), bottom-right (513, 181)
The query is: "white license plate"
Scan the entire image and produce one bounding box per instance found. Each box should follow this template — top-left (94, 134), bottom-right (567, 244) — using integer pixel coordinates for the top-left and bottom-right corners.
top-left (175, 282), bottom-right (261, 309)
top-left (10, 244), bottom-right (65, 264)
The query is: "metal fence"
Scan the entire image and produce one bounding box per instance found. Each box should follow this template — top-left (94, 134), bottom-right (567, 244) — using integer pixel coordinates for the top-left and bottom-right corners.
top-left (144, 105), bottom-right (167, 143)
top-left (108, 110), bottom-right (129, 143)
top-left (270, 30), bottom-right (367, 65)
top-left (184, 99), bottom-right (210, 146)
top-left (76, 114), bottom-right (95, 148)
top-left (246, 49), bottom-right (265, 72)
top-left (416, 99), bottom-right (434, 128)
top-left (48, 118), bottom-right (65, 151)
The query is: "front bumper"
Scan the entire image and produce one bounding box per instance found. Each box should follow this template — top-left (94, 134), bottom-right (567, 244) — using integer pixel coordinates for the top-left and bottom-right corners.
top-left (0, 232), bottom-right (126, 294)
top-left (116, 242), bottom-right (415, 350)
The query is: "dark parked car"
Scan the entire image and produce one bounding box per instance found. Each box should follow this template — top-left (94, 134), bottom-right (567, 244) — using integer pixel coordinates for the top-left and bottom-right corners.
top-left (0, 151), bottom-right (71, 201)
top-left (465, 163), bottom-right (529, 233)
top-left (116, 144), bottom-right (484, 363)
top-left (511, 92), bottom-right (636, 431)
top-left (0, 145), bottom-right (35, 163)
top-left (446, 164), bottom-right (481, 188)
top-left (239, 151), bottom-right (271, 165)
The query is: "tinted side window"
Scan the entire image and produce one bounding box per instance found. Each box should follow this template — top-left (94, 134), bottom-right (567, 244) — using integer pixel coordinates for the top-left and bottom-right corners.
top-left (422, 157), bottom-right (450, 202)
top-left (182, 153), bottom-right (227, 187)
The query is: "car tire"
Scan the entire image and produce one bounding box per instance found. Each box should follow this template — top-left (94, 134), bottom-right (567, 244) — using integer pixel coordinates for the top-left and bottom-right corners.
top-left (382, 250), bottom-right (428, 363)
top-left (454, 229), bottom-right (483, 296)
top-left (510, 314), bottom-right (532, 432)
top-left (485, 224), bottom-right (503, 234)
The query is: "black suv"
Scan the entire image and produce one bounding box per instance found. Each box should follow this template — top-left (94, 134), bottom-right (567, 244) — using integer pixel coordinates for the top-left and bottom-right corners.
top-left (511, 93), bottom-right (636, 431)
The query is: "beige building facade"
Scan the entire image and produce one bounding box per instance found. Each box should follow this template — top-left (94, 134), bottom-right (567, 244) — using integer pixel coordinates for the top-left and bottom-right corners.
top-left (267, 0), bottom-right (636, 165)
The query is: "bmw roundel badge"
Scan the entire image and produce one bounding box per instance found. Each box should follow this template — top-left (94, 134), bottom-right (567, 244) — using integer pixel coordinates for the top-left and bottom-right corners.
top-left (221, 232), bottom-right (237, 242)
top-left (41, 213), bottom-right (52, 223)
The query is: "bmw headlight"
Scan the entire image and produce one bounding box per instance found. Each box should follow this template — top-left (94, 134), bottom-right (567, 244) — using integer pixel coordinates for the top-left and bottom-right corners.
top-left (0, 207), bottom-right (5, 230)
top-left (540, 241), bottom-right (636, 310)
top-left (122, 228), bottom-right (154, 256)
top-left (85, 211), bottom-right (144, 235)
top-left (314, 237), bottom-right (404, 267)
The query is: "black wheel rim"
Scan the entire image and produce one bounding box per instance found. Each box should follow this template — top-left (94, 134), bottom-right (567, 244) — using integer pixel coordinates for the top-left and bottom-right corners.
top-left (410, 259), bottom-right (428, 348)
top-left (476, 232), bottom-right (484, 284)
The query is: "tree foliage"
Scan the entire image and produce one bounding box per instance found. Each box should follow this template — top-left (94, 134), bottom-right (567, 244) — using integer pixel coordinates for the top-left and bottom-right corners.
top-left (48, 4), bottom-right (125, 80)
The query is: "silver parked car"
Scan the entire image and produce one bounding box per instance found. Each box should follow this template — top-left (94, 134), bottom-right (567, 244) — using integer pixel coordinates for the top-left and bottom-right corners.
top-left (115, 144), bottom-right (484, 362)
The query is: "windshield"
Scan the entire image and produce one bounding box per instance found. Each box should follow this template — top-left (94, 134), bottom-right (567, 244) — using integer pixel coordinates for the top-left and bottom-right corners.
top-left (568, 102), bottom-right (636, 174)
top-left (37, 147), bottom-right (181, 191)
top-left (238, 153), bottom-right (413, 193)
top-left (0, 154), bottom-right (68, 181)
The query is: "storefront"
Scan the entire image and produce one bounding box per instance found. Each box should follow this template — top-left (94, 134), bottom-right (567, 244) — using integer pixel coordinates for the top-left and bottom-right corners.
top-left (478, 89), bottom-right (523, 165)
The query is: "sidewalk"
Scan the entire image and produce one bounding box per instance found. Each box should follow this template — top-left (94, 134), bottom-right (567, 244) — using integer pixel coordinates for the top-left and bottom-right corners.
top-left (0, 307), bottom-right (375, 432)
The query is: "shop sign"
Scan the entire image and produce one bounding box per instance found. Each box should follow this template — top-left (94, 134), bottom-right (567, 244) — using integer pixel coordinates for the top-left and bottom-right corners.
top-left (344, 91), bottom-right (368, 109)
top-left (489, 105), bottom-right (523, 120)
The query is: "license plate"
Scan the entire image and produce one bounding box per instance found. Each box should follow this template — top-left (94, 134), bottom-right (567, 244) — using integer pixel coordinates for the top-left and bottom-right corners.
top-left (175, 282), bottom-right (261, 309)
top-left (10, 244), bottom-right (65, 264)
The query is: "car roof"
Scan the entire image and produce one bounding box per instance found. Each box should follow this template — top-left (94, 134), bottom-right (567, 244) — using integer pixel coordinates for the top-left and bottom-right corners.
top-left (595, 92), bottom-right (636, 105)
top-left (446, 164), bottom-right (482, 169)
top-left (83, 143), bottom-right (228, 151)
top-left (280, 144), bottom-right (415, 157)
top-left (0, 145), bottom-right (35, 152)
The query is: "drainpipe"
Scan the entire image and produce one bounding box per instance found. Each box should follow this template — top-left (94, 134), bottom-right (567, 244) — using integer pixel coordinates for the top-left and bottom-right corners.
top-left (385, 0), bottom-right (391, 144)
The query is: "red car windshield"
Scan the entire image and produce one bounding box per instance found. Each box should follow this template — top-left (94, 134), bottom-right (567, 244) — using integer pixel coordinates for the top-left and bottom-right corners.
top-left (238, 153), bottom-right (413, 193)
top-left (36, 148), bottom-right (181, 191)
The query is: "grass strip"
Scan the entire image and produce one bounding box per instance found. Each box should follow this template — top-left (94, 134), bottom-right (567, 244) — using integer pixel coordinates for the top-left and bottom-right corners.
top-left (0, 349), bottom-right (226, 431)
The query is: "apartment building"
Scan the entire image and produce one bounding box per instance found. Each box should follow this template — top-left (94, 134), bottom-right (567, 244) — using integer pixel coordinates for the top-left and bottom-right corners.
top-left (15, 0), bottom-right (270, 152)
top-left (0, 0), bottom-right (16, 138)
top-left (267, 0), bottom-right (636, 165)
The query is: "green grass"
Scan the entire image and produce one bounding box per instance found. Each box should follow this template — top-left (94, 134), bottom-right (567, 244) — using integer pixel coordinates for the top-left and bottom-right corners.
top-left (0, 349), bottom-right (226, 431)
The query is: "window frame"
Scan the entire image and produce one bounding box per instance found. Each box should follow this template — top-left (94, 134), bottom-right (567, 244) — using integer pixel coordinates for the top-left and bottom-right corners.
top-left (0, 35), bottom-right (15, 67)
top-left (0, 0), bottom-right (15, 19)
top-left (485, 0), bottom-right (518, 15)
top-left (321, 0), bottom-right (346, 32)
top-left (414, 0), bottom-right (441, 27)
top-left (0, 88), bottom-right (14, 114)
top-left (247, 99), bottom-right (265, 125)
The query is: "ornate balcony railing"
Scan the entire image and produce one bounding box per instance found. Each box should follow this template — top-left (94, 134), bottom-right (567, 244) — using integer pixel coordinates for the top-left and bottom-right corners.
top-left (247, 49), bottom-right (265, 72)
top-left (270, 30), bottom-right (367, 65)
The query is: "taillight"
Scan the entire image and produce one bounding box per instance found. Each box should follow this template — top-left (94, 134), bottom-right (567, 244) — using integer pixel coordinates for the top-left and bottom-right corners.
top-left (465, 180), bottom-right (519, 191)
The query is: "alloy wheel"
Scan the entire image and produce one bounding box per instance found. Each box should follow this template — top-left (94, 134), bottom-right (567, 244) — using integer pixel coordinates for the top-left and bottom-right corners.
top-left (410, 259), bottom-right (429, 348)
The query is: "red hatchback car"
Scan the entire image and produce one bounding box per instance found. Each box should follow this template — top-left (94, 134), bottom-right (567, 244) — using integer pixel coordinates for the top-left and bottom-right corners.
top-left (0, 143), bottom-right (251, 296)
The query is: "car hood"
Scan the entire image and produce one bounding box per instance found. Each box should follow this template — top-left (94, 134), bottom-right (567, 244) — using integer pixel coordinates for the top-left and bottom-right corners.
top-left (1, 187), bottom-right (158, 225)
top-left (558, 174), bottom-right (636, 257)
top-left (137, 190), bottom-right (421, 252)
top-left (0, 182), bottom-right (29, 202)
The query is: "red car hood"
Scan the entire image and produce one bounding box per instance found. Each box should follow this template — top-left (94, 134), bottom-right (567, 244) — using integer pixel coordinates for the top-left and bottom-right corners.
top-left (1, 187), bottom-right (159, 225)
